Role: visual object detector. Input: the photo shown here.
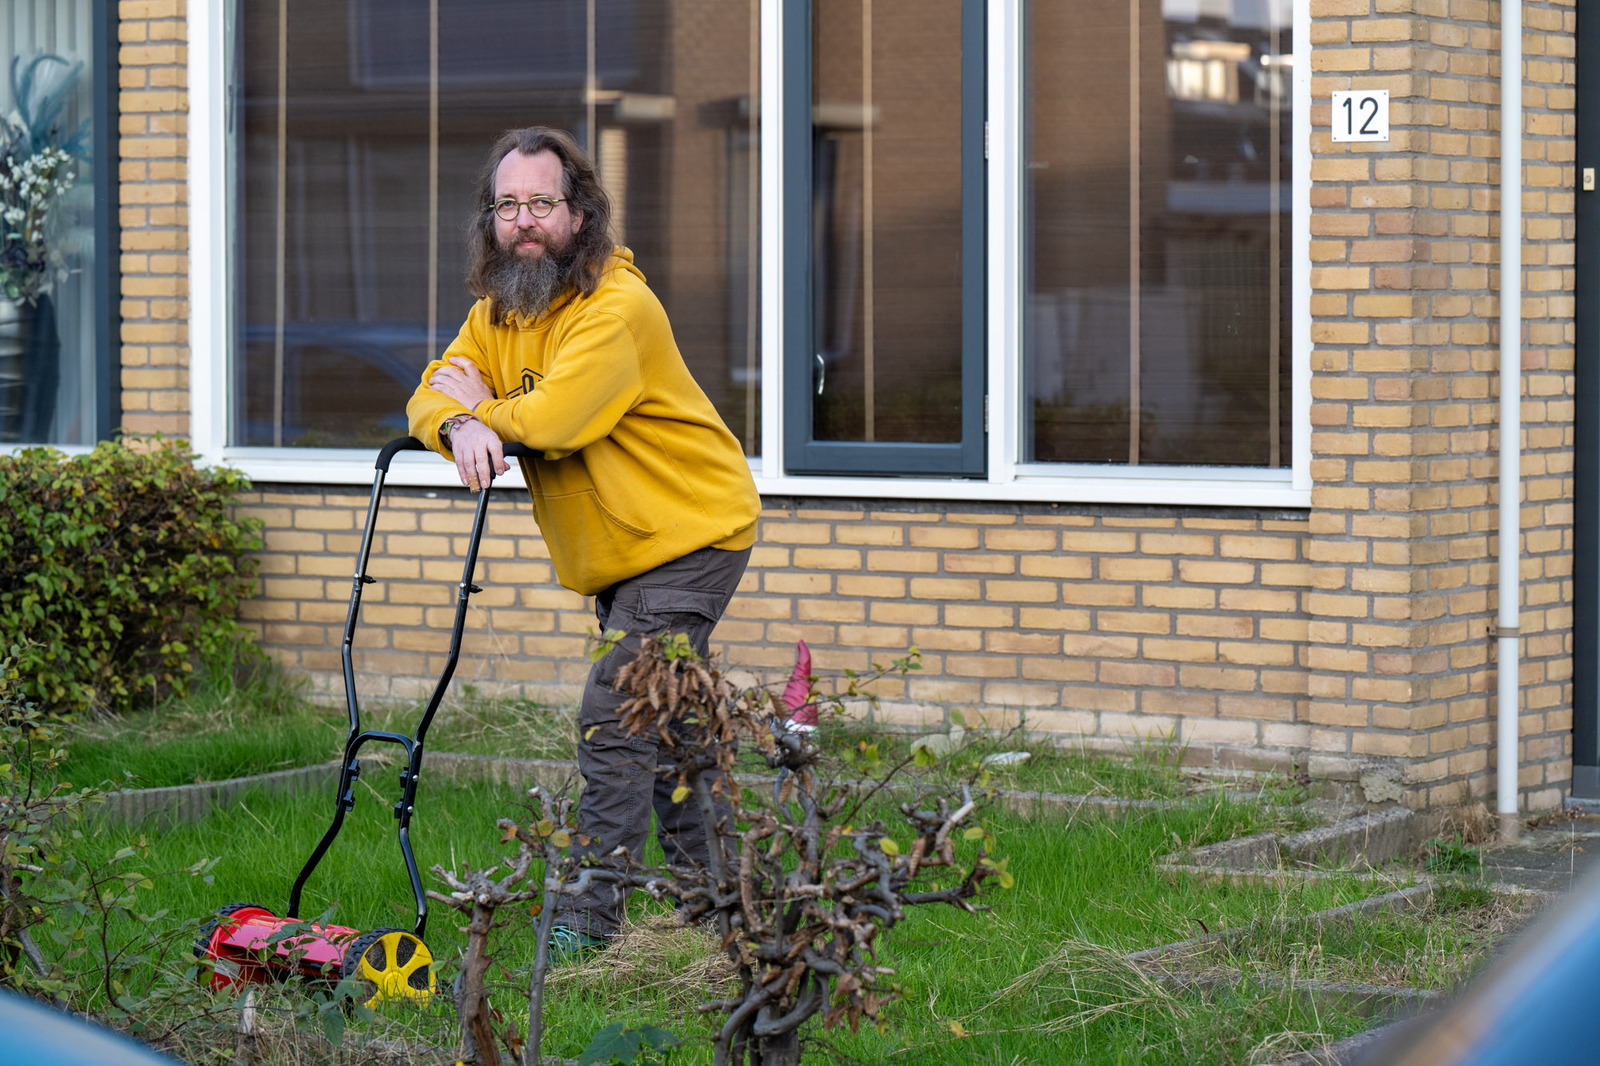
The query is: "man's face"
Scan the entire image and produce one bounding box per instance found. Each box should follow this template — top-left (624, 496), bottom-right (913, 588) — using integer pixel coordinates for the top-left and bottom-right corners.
top-left (492, 149), bottom-right (583, 259)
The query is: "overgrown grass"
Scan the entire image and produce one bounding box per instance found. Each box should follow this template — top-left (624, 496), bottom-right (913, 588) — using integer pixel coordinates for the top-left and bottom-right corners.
top-left (58, 672), bottom-right (1308, 815)
top-left (53, 676), bottom-right (578, 791)
top-left (49, 660), bottom-right (333, 790)
top-left (781, 717), bottom-right (1202, 800)
top-left (1152, 882), bottom-right (1535, 991)
top-left (64, 782), bottom-right (1399, 1065)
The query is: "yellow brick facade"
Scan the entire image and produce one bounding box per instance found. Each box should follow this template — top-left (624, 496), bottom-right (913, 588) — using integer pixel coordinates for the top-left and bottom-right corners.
top-left (114, 1), bottom-right (1579, 814)
top-left (117, 0), bottom-right (188, 436)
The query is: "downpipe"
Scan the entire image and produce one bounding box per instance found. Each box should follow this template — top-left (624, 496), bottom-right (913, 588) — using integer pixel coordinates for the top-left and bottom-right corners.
top-left (1497, 0), bottom-right (1524, 842)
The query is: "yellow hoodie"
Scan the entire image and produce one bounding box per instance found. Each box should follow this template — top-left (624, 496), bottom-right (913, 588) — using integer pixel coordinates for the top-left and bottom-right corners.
top-left (407, 249), bottom-right (760, 596)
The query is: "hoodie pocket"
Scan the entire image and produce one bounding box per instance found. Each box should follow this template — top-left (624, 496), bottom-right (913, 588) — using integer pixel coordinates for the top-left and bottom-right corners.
top-left (535, 488), bottom-right (660, 593)
top-left (542, 488), bottom-right (657, 541)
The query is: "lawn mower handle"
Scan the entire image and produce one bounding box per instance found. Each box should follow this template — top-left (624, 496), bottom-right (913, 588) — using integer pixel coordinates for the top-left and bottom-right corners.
top-left (375, 433), bottom-right (540, 471)
top-left (288, 435), bottom-right (537, 939)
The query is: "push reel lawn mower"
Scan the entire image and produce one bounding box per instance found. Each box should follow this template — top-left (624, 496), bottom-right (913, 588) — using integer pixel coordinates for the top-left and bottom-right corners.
top-left (196, 436), bottom-right (536, 1006)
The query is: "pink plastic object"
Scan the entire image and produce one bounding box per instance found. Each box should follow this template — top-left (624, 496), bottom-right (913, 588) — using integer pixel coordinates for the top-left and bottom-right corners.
top-left (198, 905), bottom-right (361, 991)
top-left (783, 639), bottom-right (818, 730)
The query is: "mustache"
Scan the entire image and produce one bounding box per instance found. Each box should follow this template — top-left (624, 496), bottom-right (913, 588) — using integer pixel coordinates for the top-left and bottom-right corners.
top-left (507, 227), bottom-right (545, 246)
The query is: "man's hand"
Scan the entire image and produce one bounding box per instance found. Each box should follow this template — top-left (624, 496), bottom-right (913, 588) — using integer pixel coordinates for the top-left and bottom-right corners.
top-left (448, 417), bottom-right (509, 492)
top-left (429, 356), bottom-right (496, 409)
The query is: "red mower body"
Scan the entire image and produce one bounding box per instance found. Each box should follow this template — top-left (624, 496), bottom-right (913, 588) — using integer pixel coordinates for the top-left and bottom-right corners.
top-left (197, 905), bottom-right (360, 991)
top-left (195, 902), bottom-right (437, 1005)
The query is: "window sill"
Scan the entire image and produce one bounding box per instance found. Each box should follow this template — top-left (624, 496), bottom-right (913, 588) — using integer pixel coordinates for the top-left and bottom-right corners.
top-left (215, 448), bottom-right (1310, 509)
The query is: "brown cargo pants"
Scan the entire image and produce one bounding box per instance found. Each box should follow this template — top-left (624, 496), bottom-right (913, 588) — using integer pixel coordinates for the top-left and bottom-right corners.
top-left (551, 544), bottom-right (751, 939)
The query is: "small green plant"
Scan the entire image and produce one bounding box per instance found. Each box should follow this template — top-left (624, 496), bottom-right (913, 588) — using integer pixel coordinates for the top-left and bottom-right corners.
top-left (1424, 834), bottom-right (1482, 874)
top-left (0, 436), bottom-right (263, 717)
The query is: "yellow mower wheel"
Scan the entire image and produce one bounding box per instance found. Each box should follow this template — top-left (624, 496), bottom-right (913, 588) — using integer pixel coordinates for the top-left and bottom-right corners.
top-left (341, 927), bottom-right (435, 1007)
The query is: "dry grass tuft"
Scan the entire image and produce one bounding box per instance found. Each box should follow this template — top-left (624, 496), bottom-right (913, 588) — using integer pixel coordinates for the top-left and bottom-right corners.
top-left (423, 694), bottom-right (579, 761)
top-left (545, 912), bottom-right (739, 1010)
top-left (1434, 801), bottom-right (1496, 848)
top-left (986, 937), bottom-right (1197, 1036)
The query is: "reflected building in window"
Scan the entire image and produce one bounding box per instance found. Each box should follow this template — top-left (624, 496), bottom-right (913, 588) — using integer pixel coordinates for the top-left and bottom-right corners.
top-left (1027, 0), bottom-right (1293, 467)
top-left (233, 0), bottom-right (761, 454)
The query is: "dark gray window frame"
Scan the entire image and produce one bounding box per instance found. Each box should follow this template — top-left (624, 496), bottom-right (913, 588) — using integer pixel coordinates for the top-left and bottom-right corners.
top-left (94, 0), bottom-right (120, 439)
top-left (780, 0), bottom-right (986, 478)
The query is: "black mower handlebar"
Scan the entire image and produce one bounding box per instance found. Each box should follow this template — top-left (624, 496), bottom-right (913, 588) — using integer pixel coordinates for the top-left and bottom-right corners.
top-left (375, 435), bottom-right (540, 473)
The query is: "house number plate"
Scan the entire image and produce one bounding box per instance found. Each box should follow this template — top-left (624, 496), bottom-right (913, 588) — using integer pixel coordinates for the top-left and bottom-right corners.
top-left (1330, 90), bottom-right (1390, 143)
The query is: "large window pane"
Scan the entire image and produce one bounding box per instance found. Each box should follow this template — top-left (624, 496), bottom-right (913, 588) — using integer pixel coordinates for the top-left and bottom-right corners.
top-left (0, 2), bottom-right (100, 446)
top-left (1026, 0), bottom-right (1292, 466)
top-left (233, 0), bottom-right (760, 453)
top-left (810, 0), bottom-right (964, 445)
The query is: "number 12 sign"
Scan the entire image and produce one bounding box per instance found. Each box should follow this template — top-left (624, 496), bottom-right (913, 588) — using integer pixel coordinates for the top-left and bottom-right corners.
top-left (1331, 90), bottom-right (1390, 143)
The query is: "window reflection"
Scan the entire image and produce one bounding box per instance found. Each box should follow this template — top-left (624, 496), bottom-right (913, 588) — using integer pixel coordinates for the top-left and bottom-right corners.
top-left (0, 3), bottom-right (97, 446)
top-left (234, 0), bottom-right (760, 453)
top-left (810, 0), bottom-right (965, 446)
top-left (1026, 0), bottom-right (1292, 466)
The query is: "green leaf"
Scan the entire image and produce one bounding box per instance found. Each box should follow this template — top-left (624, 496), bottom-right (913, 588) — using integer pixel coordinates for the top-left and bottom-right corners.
top-left (879, 838), bottom-right (900, 856)
top-left (671, 785), bottom-right (691, 803)
top-left (317, 1001), bottom-right (346, 1045)
top-left (578, 1022), bottom-right (636, 1065)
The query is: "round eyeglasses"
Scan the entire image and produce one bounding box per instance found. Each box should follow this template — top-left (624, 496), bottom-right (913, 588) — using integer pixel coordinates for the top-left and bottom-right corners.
top-left (493, 196), bottom-right (566, 221)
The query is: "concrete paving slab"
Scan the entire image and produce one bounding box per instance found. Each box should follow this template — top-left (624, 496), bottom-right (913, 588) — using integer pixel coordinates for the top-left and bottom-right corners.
top-left (1468, 822), bottom-right (1600, 894)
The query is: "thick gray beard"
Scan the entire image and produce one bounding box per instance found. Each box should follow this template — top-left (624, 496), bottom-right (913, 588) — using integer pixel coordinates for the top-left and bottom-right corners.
top-left (485, 242), bottom-right (580, 320)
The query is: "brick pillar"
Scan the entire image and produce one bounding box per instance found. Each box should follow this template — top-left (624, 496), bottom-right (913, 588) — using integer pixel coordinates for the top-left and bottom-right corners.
top-left (1307, 0), bottom-right (1575, 814)
top-left (118, 0), bottom-right (190, 436)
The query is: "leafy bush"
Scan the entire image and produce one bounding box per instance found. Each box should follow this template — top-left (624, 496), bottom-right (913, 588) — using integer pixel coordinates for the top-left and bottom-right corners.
top-left (0, 649), bottom-right (221, 1033)
top-left (0, 437), bottom-right (263, 716)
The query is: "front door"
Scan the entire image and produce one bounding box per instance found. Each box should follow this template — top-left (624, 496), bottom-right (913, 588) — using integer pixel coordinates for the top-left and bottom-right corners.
top-left (1573, 6), bottom-right (1600, 797)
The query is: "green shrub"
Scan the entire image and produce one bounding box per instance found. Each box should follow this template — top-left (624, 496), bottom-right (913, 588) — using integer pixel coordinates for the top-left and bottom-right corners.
top-left (0, 437), bottom-right (263, 716)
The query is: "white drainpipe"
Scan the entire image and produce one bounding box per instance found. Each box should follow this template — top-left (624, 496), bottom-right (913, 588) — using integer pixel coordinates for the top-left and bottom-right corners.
top-left (1497, 0), bottom-right (1523, 842)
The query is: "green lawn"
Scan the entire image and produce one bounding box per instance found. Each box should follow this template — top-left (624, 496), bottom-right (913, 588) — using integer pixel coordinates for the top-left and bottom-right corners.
top-left (57, 677), bottom-right (1305, 812)
top-left (1161, 882), bottom-right (1533, 990)
top-left (61, 780), bottom-right (1398, 1066)
top-left (52, 684), bottom-right (579, 791)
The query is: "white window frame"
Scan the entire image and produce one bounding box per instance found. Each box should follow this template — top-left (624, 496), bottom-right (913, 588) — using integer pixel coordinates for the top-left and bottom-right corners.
top-left (189, 0), bottom-right (1311, 508)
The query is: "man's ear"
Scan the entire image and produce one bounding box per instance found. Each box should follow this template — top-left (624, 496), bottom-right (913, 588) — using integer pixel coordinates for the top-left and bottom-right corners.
top-left (570, 210), bottom-right (584, 236)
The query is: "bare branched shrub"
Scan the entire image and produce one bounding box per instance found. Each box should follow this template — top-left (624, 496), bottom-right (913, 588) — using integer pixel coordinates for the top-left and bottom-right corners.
top-left (589, 632), bottom-right (1007, 1066)
top-left (430, 636), bottom-right (1005, 1066)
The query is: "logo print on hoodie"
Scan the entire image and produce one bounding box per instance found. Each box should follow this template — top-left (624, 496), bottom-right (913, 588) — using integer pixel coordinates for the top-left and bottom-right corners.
top-left (504, 368), bottom-right (544, 399)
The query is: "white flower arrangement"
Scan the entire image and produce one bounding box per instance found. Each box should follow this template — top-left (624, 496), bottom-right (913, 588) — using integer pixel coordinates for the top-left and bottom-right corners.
top-left (0, 138), bottom-right (74, 304)
top-left (0, 53), bottom-right (86, 306)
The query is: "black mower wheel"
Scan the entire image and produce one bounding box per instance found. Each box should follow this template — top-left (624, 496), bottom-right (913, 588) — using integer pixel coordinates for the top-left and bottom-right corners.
top-left (340, 927), bottom-right (436, 1006)
top-left (194, 901), bottom-right (273, 959)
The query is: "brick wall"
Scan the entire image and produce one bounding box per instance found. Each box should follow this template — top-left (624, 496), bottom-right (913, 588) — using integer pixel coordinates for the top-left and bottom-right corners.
top-left (117, 0), bottom-right (189, 436)
top-left (1306, 0), bottom-right (1575, 811)
top-left (238, 487), bottom-right (1315, 773)
top-left (108, 2), bottom-right (1583, 816)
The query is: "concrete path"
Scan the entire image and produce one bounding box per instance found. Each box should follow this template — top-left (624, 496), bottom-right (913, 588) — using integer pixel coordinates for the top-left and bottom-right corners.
top-left (1473, 817), bottom-right (1600, 894)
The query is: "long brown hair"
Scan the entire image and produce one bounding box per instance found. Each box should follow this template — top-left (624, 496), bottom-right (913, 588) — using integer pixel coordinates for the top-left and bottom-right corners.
top-left (464, 128), bottom-right (615, 317)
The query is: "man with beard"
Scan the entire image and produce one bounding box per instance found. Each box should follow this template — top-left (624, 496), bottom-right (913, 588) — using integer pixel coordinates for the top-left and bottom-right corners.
top-left (407, 127), bottom-right (761, 960)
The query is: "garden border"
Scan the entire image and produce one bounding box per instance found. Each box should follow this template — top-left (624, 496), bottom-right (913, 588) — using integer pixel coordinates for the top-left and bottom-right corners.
top-left (88, 752), bottom-right (1177, 829)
